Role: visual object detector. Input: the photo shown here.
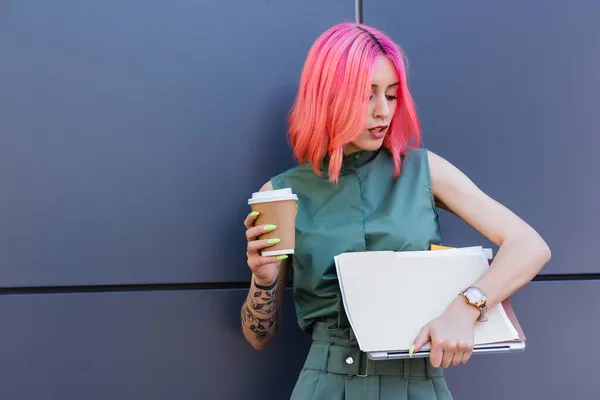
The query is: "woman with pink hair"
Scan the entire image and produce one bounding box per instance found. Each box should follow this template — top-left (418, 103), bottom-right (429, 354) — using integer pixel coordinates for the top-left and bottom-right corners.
top-left (240, 21), bottom-right (550, 399)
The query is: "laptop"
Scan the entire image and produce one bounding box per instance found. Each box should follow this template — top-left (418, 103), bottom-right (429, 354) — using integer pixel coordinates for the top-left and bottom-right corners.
top-left (368, 298), bottom-right (527, 361)
top-left (368, 342), bottom-right (526, 361)
top-left (334, 247), bottom-right (527, 361)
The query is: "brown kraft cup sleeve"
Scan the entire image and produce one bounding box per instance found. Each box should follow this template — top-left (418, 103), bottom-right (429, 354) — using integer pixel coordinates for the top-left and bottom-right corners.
top-left (251, 200), bottom-right (296, 255)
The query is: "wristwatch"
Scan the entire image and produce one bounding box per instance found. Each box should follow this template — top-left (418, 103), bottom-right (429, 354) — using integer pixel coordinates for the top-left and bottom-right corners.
top-left (459, 286), bottom-right (488, 322)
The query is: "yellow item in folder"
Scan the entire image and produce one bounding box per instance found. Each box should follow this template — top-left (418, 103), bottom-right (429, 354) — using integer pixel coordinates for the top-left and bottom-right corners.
top-left (430, 244), bottom-right (454, 251)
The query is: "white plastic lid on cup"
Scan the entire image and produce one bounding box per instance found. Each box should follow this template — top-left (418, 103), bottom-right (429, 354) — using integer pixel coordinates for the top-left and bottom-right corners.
top-left (248, 188), bottom-right (298, 205)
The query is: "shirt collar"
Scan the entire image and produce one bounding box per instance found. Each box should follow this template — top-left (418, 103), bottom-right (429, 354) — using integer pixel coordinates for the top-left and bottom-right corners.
top-left (320, 149), bottom-right (381, 174)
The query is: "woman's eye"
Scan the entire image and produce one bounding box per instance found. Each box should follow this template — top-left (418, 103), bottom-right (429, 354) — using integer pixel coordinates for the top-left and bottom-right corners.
top-left (370, 94), bottom-right (396, 101)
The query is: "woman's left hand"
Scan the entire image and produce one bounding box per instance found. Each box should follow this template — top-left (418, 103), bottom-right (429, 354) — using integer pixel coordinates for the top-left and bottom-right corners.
top-left (411, 296), bottom-right (480, 368)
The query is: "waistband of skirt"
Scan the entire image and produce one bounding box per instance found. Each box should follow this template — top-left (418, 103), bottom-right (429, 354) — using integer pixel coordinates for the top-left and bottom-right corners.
top-left (304, 322), bottom-right (443, 378)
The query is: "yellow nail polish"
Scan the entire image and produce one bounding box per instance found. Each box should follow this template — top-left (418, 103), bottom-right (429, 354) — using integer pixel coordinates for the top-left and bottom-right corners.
top-left (264, 224), bottom-right (277, 231)
top-left (267, 238), bottom-right (281, 244)
top-left (249, 211), bottom-right (259, 217)
top-left (277, 255), bottom-right (288, 260)
top-left (295, 203), bottom-right (298, 210)
top-left (409, 344), bottom-right (415, 358)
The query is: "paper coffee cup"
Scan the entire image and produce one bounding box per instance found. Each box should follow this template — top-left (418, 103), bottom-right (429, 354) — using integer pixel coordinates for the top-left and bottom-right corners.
top-left (248, 188), bottom-right (298, 257)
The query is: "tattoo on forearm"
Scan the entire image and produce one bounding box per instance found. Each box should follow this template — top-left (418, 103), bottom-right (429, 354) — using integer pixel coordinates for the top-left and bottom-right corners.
top-left (241, 279), bottom-right (278, 342)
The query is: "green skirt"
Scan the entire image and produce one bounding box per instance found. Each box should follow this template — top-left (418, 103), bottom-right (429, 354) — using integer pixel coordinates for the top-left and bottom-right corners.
top-left (290, 323), bottom-right (453, 400)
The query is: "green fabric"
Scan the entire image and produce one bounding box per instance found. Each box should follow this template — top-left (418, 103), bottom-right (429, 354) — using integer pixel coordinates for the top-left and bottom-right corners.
top-left (271, 147), bottom-right (442, 332)
top-left (289, 323), bottom-right (452, 400)
top-left (271, 147), bottom-right (450, 399)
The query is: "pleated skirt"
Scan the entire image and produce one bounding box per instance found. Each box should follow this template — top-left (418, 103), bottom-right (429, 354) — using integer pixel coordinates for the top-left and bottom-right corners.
top-left (289, 323), bottom-right (453, 400)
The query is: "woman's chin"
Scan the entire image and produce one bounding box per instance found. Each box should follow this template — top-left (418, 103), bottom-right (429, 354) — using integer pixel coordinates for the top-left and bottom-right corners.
top-left (345, 136), bottom-right (386, 154)
top-left (358, 137), bottom-right (385, 151)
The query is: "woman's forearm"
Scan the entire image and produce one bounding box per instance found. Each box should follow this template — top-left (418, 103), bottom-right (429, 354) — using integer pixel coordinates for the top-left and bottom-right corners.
top-left (241, 276), bottom-right (280, 349)
top-left (473, 230), bottom-right (551, 310)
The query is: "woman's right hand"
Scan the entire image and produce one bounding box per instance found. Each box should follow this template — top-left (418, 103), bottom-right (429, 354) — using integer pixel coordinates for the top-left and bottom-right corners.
top-left (244, 211), bottom-right (285, 286)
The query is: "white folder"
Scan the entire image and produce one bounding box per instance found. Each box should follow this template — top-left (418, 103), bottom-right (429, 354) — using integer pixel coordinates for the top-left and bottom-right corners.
top-left (334, 247), bottom-right (526, 360)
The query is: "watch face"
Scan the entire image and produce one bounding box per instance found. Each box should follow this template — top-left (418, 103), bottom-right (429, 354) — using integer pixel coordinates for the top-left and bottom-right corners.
top-left (465, 288), bottom-right (484, 303)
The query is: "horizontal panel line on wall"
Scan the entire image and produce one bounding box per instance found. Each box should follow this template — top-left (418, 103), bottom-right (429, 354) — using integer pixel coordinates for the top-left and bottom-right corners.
top-left (0, 273), bottom-right (599, 295)
top-left (0, 281), bottom-right (251, 295)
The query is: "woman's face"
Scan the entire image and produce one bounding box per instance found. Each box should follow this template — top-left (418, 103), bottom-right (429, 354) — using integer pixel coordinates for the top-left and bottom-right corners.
top-left (343, 56), bottom-right (399, 155)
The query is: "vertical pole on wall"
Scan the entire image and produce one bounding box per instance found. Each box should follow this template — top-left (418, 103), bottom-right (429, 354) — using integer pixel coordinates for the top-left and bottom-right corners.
top-left (355, 0), bottom-right (363, 23)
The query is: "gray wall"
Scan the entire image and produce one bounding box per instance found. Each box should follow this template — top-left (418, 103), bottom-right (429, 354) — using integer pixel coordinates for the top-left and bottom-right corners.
top-left (1, 1), bottom-right (598, 399)
top-left (365, 0), bottom-right (600, 275)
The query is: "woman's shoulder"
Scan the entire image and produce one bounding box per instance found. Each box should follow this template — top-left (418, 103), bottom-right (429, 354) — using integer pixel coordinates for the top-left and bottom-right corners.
top-left (269, 162), bottom-right (320, 191)
top-left (395, 146), bottom-right (432, 175)
top-left (403, 146), bottom-right (430, 161)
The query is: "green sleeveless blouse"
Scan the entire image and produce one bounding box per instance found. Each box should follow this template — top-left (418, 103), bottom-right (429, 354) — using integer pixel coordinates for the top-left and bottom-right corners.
top-left (271, 147), bottom-right (443, 334)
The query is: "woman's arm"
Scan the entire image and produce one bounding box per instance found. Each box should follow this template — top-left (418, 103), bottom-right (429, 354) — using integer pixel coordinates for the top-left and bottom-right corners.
top-left (428, 150), bottom-right (551, 309)
top-left (412, 150), bottom-right (551, 368)
top-left (241, 259), bottom-right (289, 350)
top-left (240, 180), bottom-right (291, 350)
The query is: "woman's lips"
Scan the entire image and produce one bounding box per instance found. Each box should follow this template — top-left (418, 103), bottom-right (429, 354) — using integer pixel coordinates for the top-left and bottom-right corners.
top-left (368, 125), bottom-right (388, 139)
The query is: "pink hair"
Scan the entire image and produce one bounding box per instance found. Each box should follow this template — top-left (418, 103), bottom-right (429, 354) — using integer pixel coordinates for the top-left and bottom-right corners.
top-left (288, 22), bottom-right (421, 182)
